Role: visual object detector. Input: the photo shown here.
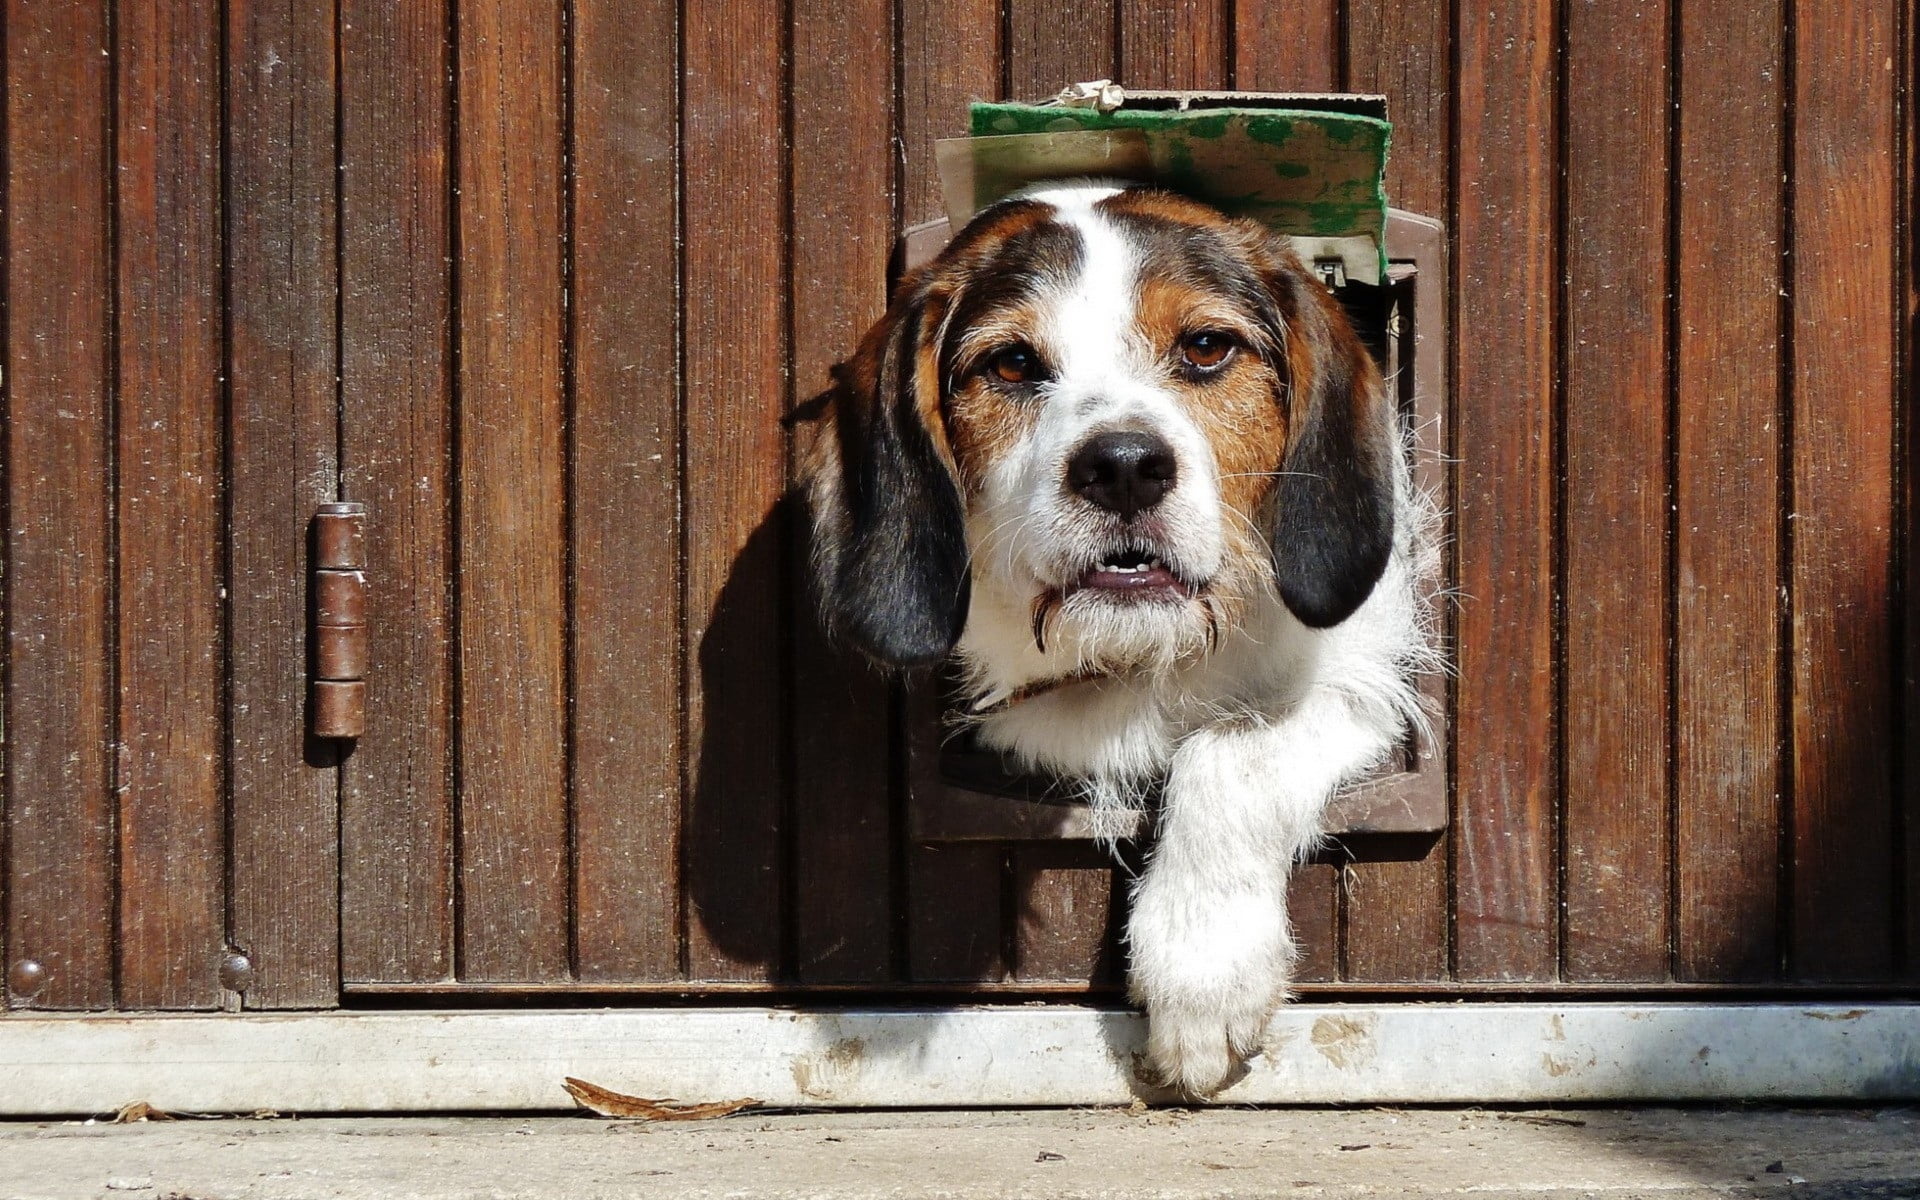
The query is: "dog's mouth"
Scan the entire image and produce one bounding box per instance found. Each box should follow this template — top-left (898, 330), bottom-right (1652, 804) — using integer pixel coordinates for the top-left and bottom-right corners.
top-left (1071, 545), bottom-right (1192, 597)
top-left (1028, 545), bottom-right (1218, 655)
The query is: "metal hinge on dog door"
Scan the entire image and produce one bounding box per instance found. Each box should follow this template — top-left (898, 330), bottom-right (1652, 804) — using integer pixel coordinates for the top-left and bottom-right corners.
top-left (311, 503), bottom-right (368, 739)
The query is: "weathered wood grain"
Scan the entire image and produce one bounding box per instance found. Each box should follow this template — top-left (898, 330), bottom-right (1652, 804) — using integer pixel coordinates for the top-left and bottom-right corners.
top-left (900, 0), bottom-right (999, 227)
top-left (1787, 0), bottom-right (1897, 980)
top-left (1007, 0), bottom-right (1114, 102)
top-left (907, 842), bottom-right (1011, 983)
top-left (225, 0), bottom-right (343, 1008)
top-left (1292, 863), bottom-right (1339, 984)
top-left (1451, 0), bottom-right (1560, 981)
top-left (681, 0), bottom-right (790, 982)
top-left (338, 0), bottom-right (456, 986)
top-left (114, 0), bottom-right (227, 1008)
top-left (790, 0), bottom-right (901, 984)
top-left (1233, 0), bottom-right (1339, 91)
top-left (1123, 0), bottom-right (1228, 89)
top-left (1560, 0), bottom-right (1672, 982)
top-left (1013, 847), bottom-right (1121, 986)
top-left (570, 0), bottom-right (685, 983)
top-left (453, 0), bottom-right (570, 982)
top-left (4, 0), bottom-right (116, 1011)
top-left (1904, 0), bottom-right (1920, 984)
top-left (1672, 0), bottom-right (1784, 983)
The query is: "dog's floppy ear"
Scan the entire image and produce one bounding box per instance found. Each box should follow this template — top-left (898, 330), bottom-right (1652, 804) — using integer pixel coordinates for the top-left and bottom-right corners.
top-left (798, 281), bottom-right (969, 666)
top-left (1258, 248), bottom-right (1396, 629)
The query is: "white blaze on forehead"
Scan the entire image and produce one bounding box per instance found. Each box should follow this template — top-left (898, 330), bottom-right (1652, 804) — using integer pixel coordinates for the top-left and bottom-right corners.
top-left (965, 179), bottom-right (1229, 603)
top-left (1018, 186), bottom-right (1142, 384)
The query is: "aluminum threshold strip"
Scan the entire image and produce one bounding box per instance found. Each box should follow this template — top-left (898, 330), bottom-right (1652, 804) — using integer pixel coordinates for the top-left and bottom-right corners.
top-left (0, 1003), bottom-right (1914, 1114)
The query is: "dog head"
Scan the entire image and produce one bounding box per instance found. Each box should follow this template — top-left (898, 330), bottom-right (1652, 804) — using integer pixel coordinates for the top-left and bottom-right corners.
top-left (800, 181), bottom-right (1394, 672)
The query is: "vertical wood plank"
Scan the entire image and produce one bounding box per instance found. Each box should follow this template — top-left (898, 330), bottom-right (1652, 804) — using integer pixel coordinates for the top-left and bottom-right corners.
top-left (790, 0), bottom-right (899, 984)
top-left (682, 0), bottom-right (789, 982)
top-left (1788, 0), bottom-right (1897, 980)
top-left (1672, 0), bottom-right (1784, 982)
top-left (338, 0), bottom-right (455, 984)
top-left (1905, 0), bottom-right (1920, 983)
top-left (1452, 0), bottom-right (1560, 981)
top-left (454, 0), bottom-right (570, 982)
top-left (225, 0), bottom-right (342, 1009)
top-left (1007, 0), bottom-right (1113, 102)
top-left (571, 0), bottom-right (684, 983)
top-left (908, 843), bottom-right (1010, 983)
top-left (1560, 0), bottom-right (1672, 982)
top-left (899, 0), bottom-right (1008, 985)
top-left (115, 0), bottom-right (227, 1008)
top-left (1341, 0), bottom-right (1453, 984)
top-left (1121, 0), bottom-right (1227, 88)
top-left (900, 0), bottom-right (998, 226)
top-left (1233, 0), bottom-right (1339, 90)
top-left (1014, 848), bottom-right (1119, 985)
top-left (3, 0), bottom-right (116, 1011)
top-left (1290, 864), bottom-right (1338, 984)
top-left (1002, 1), bottom-right (1120, 988)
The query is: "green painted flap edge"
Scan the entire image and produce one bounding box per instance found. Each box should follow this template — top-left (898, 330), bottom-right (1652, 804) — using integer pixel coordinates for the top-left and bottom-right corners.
top-left (967, 98), bottom-right (1391, 274)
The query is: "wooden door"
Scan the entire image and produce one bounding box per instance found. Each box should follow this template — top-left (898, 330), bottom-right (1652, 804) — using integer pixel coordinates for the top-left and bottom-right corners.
top-left (2, 0), bottom-right (1915, 1013)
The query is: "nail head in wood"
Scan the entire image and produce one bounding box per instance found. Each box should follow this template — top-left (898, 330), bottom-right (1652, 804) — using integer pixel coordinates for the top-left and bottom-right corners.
top-left (7, 958), bottom-right (47, 1000)
top-left (219, 951), bottom-right (256, 993)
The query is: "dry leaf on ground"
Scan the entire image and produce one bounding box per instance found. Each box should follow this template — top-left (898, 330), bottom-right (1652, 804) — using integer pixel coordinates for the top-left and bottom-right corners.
top-left (111, 1101), bottom-right (176, 1124)
top-left (562, 1077), bottom-right (758, 1121)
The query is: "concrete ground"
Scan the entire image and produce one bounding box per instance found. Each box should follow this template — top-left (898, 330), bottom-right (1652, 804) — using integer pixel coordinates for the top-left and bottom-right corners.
top-left (3, 1107), bottom-right (1918, 1200)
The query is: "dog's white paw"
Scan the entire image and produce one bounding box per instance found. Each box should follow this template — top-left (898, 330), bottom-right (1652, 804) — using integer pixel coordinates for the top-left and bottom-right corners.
top-left (1140, 986), bottom-right (1278, 1095)
top-left (1127, 881), bottom-right (1293, 1097)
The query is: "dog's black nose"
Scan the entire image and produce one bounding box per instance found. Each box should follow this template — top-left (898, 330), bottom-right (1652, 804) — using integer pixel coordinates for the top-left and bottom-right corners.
top-left (1067, 430), bottom-right (1178, 519)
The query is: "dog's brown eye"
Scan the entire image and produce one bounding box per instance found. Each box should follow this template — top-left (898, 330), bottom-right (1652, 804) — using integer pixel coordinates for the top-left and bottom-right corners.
top-left (987, 344), bottom-right (1042, 385)
top-left (1181, 331), bottom-right (1235, 371)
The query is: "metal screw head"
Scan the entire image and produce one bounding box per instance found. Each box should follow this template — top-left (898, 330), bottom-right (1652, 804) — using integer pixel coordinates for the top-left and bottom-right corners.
top-left (7, 958), bottom-right (47, 1000)
top-left (219, 951), bottom-right (255, 993)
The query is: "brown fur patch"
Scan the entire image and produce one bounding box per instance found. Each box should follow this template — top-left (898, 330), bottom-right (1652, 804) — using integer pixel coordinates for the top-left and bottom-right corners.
top-left (935, 198), bottom-right (1055, 268)
top-left (1098, 187), bottom-right (1242, 232)
top-left (904, 201), bottom-right (1083, 496)
top-left (807, 198), bottom-right (1064, 479)
top-left (1129, 273), bottom-right (1289, 515)
top-left (1096, 193), bottom-right (1300, 530)
top-left (940, 299), bottom-right (1049, 495)
top-left (1098, 188), bottom-right (1393, 624)
top-left (1124, 256), bottom-right (1292, 606)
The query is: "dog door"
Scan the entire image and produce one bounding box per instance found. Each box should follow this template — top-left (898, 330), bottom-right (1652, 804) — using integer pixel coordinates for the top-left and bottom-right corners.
top-left (898, 208), bottom-right (1451, 860)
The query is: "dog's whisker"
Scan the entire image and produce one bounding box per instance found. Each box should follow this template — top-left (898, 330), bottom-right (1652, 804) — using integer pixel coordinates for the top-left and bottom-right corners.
top-left (963, 508), bottom-right (1036, 575)
top-left (1030, 591), bottom-right (1059, 654)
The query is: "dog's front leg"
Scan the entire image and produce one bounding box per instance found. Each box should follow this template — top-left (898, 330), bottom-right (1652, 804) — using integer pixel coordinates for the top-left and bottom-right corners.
top-left (1126, 693), bottom-right (1376, 1096)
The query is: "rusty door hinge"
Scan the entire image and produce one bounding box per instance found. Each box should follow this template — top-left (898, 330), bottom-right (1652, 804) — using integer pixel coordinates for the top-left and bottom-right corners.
top-left (312, 502), bottom-right (368, 739)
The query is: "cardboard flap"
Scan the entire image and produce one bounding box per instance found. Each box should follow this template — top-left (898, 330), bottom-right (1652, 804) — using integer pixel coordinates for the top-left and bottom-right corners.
top-left (939, 91), bottom-right (1392, 282)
